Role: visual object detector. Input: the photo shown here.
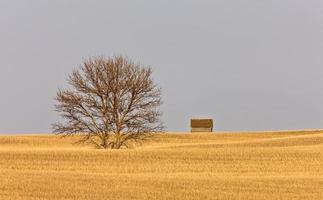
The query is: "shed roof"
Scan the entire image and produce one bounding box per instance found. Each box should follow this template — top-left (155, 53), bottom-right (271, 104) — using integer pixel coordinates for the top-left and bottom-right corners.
top-left (190, 119), bottom-right (213, 128)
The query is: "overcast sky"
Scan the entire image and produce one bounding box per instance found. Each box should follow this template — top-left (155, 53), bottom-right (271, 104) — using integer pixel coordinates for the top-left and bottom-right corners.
top-left (0, 0), bottom-right (323, 133)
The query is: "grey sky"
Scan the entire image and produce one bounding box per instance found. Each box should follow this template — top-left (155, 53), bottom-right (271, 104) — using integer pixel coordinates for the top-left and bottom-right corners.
top-left (0, 0), bottom-right (323, 133)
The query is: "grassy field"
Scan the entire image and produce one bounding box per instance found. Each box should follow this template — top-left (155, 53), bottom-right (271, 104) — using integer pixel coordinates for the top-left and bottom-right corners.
top-left (0, 130), bottom-right (322, 200)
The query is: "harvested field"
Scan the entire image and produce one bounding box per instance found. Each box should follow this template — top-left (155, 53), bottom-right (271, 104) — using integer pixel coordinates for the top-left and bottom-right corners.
top-left (0, 130), bottom-right (322, 199)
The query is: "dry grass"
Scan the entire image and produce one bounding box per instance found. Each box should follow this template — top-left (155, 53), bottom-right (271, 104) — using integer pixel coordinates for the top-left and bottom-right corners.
top-left (0, 131), bottom-right (322, 200)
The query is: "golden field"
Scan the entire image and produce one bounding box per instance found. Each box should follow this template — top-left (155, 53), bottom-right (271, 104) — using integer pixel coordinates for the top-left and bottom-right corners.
top-left (0, 131), bottom-right (322, 200)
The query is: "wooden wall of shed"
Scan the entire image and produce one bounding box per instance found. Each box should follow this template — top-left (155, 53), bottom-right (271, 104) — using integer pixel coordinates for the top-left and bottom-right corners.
top-left (191, 128), bottom-right (213, 132)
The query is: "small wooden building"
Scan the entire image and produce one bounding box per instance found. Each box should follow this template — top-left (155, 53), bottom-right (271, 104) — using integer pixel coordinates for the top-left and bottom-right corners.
top-left (190, 119), bottom-right (214, 132)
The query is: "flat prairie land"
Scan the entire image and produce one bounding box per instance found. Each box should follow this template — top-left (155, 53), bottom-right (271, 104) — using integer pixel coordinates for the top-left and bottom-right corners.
top-left (0, 131), bottom-right (322, 200)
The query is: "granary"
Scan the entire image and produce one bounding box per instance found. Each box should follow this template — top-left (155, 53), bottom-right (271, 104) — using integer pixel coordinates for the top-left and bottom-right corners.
top-left (190, 119), bottom-right (214, 133)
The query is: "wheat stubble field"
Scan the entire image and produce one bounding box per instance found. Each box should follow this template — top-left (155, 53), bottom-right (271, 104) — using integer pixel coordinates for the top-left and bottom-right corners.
top-left (0, 131), bottom-right (322, 200)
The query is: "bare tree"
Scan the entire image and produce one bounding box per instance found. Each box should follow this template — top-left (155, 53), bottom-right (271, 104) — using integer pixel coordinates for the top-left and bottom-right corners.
top-left (53, 55), bottom-right (164, 149)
